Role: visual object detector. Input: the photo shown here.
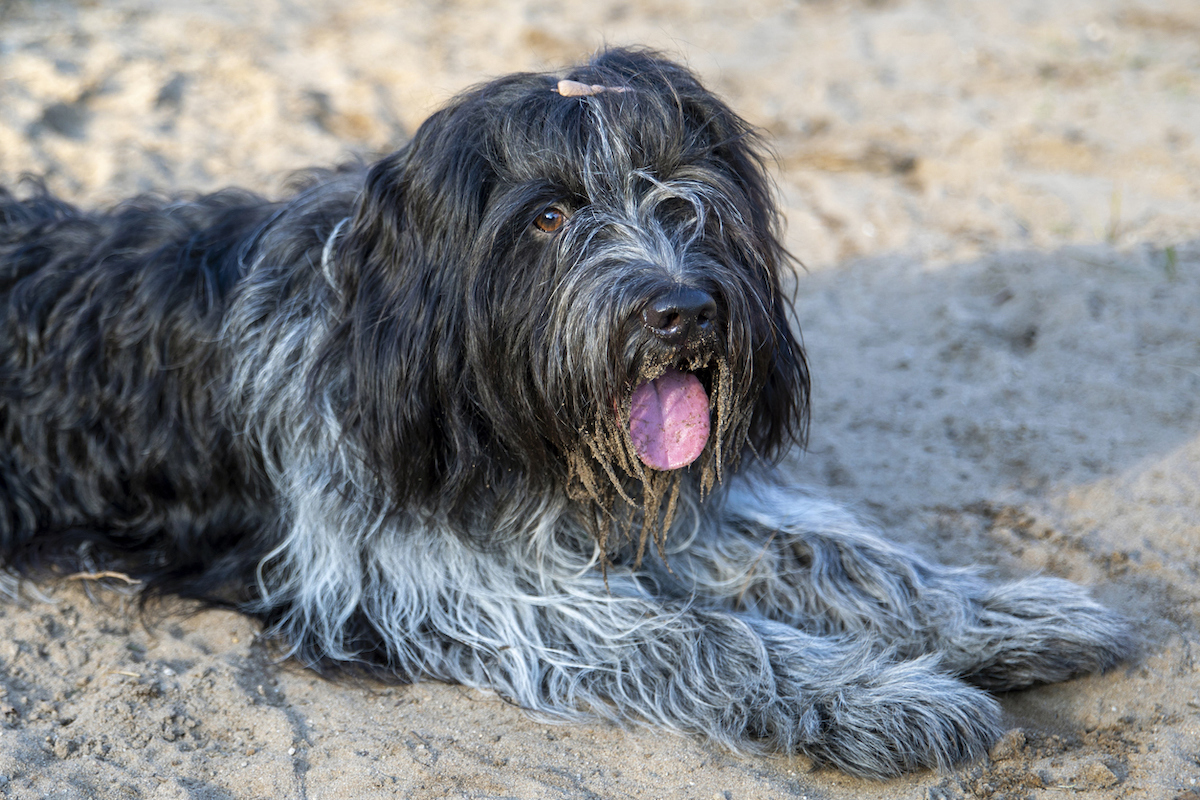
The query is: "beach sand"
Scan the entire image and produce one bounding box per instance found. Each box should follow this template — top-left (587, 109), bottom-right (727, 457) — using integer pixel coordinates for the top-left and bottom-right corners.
top-left (1, 1), bottom-right (1199, 797)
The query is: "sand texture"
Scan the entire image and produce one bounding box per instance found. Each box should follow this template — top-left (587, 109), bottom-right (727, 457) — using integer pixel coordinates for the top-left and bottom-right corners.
top-left (1, 0), bottom-right (1199, 798)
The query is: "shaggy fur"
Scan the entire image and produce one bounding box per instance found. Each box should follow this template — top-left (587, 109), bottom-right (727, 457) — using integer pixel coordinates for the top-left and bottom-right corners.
top-left (0, 49), bottom-right (1128, 778)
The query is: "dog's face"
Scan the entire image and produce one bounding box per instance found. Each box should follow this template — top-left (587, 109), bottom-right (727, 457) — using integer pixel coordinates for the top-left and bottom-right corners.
top-left (322, 49), bottom-right (809, 537)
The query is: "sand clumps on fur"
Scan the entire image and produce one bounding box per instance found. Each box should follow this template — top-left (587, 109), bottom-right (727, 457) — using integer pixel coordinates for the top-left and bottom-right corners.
top-left (566, 357), bottom-right (747, 566)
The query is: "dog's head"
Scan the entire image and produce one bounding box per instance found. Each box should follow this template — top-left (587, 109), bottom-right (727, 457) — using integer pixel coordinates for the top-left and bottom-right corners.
top-left (321, 48), bottom-right (809, 547)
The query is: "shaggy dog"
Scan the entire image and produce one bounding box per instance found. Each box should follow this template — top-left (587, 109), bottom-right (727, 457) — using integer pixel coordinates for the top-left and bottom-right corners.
top-left (0, 49), bottom-right (1128, 777)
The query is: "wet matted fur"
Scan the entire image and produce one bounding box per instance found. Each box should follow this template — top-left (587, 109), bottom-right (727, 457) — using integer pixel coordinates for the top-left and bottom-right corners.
top-left (0, 49), bottom-right (1129, 777)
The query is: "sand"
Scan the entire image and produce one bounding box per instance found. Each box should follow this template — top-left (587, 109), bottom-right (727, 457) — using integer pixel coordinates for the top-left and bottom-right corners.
top-left (1, 0), bottom-right (1198, 798)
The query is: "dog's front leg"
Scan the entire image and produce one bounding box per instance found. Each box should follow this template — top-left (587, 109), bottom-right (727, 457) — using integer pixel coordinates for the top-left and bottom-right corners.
top-left (659, 481), bottom-right (1131, 691)
top-left (256, 517), bottom-right (999, 778)
top-left (415, 573), bottom-right (1002, 778)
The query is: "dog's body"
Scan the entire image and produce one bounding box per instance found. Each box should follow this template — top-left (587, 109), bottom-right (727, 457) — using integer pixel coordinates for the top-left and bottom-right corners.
top-left (0, 50), bottom-right (1128, 777)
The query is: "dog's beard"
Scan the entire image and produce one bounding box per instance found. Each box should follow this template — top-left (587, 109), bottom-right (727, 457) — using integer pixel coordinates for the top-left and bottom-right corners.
top-left (535, 226), bottom-right (768, 568)
top-left (565, 354), bottom-right (750, 567)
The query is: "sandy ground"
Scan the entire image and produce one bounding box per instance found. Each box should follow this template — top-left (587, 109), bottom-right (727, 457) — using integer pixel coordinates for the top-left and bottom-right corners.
top-left (1, 0), bottom-right (1199, 798)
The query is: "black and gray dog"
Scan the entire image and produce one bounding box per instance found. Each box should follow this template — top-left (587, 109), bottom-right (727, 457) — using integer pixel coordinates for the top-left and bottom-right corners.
top-left (0, 49), bottom-right (1128, 777)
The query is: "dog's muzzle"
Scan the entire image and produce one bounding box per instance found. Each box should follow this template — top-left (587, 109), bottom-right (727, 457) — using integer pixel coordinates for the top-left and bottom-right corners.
top-left (628, 286), bottom-right (717, 471)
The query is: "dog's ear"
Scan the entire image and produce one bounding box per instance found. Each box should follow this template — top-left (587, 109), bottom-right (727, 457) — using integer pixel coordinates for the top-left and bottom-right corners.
top-left (312, 107), bottom-right (501, 515)
top-left (719, 123), bottom-right (811, 463)
top-left (729, 164), bottom-right (810, 463)
top-left (732, 148), bottom-right (811, 462)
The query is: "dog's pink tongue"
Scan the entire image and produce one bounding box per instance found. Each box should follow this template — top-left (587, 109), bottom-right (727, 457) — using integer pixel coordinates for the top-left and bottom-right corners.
top-left (629, 368), bottom-right (710, 471)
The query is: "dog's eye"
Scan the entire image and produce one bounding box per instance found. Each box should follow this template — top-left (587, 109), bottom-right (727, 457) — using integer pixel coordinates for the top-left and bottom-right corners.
top-left (533, 206), bottom-right (567, 234)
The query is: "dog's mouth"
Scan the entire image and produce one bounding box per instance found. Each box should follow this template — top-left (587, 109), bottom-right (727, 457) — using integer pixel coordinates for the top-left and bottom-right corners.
top-left (628, 366), bottom-right (711, 471)
top-left (573, 356), bottom-right (731, 565)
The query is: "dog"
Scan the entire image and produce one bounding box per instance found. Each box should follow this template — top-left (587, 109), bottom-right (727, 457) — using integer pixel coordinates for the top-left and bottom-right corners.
top-left (0, 48), bottom-right (1129, 778)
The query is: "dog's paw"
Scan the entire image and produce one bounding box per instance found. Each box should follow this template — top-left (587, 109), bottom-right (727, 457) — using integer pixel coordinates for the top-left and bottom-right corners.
top-left (958, 577), bottom-right (1133, 690)
top-left (770, 655), bottom-right (1001, 778)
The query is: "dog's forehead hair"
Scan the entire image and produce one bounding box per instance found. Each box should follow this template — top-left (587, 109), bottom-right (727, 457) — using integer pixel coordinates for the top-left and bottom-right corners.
top-left (437, 51), bottom-right (759, 199)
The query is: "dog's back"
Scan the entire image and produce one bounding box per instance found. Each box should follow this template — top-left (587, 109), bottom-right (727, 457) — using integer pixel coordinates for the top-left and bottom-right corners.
top-left (0, 185), bottom-right (275, 584)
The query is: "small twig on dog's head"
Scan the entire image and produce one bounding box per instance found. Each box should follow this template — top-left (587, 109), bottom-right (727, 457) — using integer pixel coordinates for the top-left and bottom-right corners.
top-left (555, 80), bottom-right (631, 97)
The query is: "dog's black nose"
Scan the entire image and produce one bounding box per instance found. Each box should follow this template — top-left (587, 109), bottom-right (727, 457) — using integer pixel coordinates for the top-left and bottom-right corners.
top-left (641, 286), bottom-right (717, 345)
